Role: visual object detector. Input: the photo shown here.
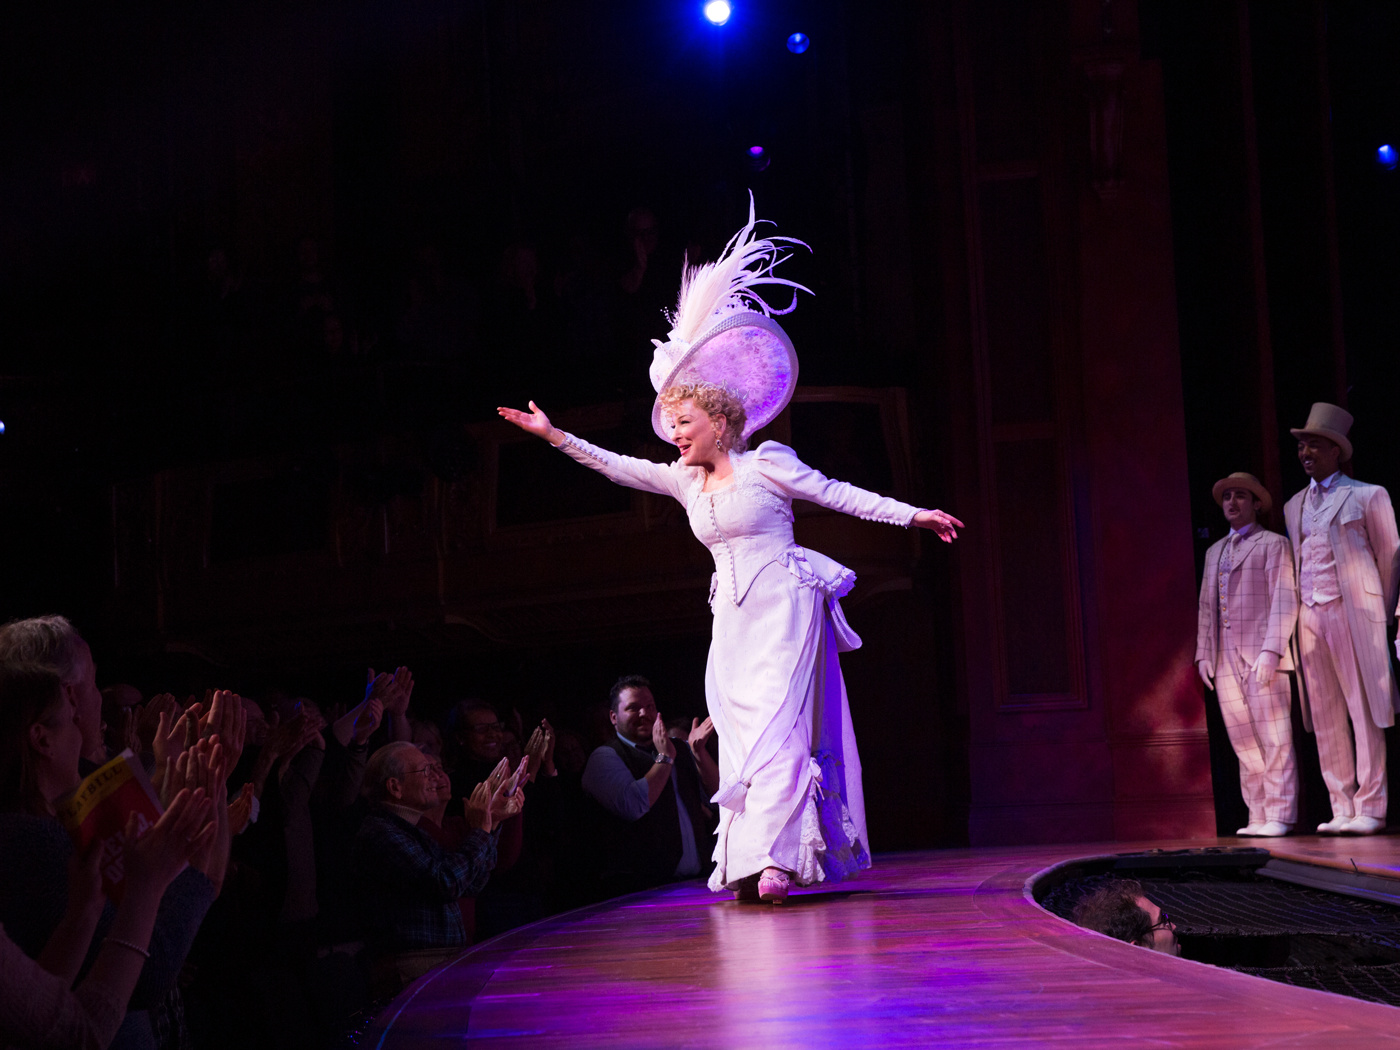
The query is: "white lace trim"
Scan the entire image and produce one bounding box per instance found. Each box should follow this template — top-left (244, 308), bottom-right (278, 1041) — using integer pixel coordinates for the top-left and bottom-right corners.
top-left (792, 751), bottom-right (871, 887)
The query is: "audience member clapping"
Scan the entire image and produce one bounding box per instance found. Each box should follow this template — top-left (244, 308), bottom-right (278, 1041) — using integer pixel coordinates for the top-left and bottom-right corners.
top-left (0, 663), bottom-right (231, 1050)
top-left (0, 786), bottom-right (217, 1050)
top-left (352, 742), bottom-right (524, 995)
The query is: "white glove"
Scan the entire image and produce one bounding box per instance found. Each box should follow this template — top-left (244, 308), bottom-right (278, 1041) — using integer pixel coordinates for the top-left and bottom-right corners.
top-left (1252, 650), bottom-right (1279, 686)
top-left (1197, 659), bottom-right (1214, 689)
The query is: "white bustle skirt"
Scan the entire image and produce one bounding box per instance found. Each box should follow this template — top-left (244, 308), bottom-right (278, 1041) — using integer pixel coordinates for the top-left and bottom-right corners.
top-left (705, 549), bottom-right (871, 890)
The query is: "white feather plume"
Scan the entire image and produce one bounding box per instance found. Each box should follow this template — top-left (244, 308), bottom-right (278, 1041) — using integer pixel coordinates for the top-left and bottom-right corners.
top-left (666, 193), bottom-right (812, 345)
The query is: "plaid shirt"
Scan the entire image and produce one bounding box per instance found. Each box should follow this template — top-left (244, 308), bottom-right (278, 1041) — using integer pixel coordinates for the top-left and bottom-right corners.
top-left (352, 806), bottom-right (498, 952)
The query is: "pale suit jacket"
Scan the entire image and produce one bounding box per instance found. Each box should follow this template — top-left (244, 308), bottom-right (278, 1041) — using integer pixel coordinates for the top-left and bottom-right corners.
top-left (1195, 526), bottom-right (1298, 676)
top-left (1283, 475), bottom-right (1400, 731)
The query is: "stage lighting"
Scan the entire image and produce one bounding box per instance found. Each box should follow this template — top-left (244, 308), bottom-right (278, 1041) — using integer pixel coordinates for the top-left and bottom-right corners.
top-left (703, 1), bottom-right (731, 26)
top-left (0, 421), bottom-right (5, 434)
top-left (748, 145), bottom-right (770, 172)
top-left (787, 32), bottom-right (810, 54)
top-left (1378, 144), bottom-right (1397, 170)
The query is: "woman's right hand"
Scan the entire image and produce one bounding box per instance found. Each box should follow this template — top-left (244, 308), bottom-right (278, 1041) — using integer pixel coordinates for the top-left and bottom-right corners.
top-left (126, 788), bottom-right (217, 895)
top-left (497, 401), bottom-right (560, 444)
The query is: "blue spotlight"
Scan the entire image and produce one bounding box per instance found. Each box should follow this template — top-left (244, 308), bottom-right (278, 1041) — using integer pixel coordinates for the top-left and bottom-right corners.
top-left (787, 32), bottom-right (810, 54)
top-left (0, 421), bottom-right (5, 434)
top-left (703, 1), bottom-right (731, 26)
top-left (1378, 144), bottom-right (1398, 170)
top-left (748, 145), bottom-right (770, 172)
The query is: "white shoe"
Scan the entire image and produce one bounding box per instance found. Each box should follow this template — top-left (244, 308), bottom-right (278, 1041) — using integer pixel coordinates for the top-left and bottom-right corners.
top-left (1235, 824), bottom-right (1264, 836)
top-left (1343, 815), bottom-right (1386, 835)
top-left (1253, 821), bottom-right (1292, 837)
top-left (1317, 817), bottom-right (1352, 834)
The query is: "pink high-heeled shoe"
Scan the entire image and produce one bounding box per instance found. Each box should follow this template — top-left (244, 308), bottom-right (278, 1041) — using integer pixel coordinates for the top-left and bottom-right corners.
top-left (758, 868), bottom-right (790, 904)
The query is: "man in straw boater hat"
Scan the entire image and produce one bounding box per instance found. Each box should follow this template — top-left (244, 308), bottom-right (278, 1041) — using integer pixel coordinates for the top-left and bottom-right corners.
top-left (1283, 402), bottom-right (1400, 835)
top-left (1196, 473), bottom-right (1299, 836)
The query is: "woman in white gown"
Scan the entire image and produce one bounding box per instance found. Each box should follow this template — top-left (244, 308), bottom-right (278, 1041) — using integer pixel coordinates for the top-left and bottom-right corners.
top-left (499, 200), bottom-right (961, 902)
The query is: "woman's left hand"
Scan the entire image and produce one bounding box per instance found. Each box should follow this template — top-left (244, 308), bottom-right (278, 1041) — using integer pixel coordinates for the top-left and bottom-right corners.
top-left (912, 509), bottom-right (964, 542)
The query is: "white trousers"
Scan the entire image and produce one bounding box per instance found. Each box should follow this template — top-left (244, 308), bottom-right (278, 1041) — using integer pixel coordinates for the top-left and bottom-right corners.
top-left (1298, 600), bottom-right (1388, 820)
top-left (1214, 647), bottom-right (1297, 824)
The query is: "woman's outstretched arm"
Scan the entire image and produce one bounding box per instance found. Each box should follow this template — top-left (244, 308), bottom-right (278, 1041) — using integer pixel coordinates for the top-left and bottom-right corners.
top-left (497, 401), bottom-right (686, 501)
top-left (749, 441), bottom-right (963, 542)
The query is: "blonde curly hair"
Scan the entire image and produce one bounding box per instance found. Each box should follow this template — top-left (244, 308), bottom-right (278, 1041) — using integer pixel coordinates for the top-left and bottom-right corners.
top-left (659, 382), bottom-right (749, 452)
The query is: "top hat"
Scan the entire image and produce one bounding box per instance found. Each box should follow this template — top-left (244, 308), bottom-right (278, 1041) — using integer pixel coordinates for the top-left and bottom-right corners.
top-left (1289, 402), bottom-right (1353, 462)
top-left (1212, 472), bottom-right (1272, 513)
top-left (648, 195), bottom-right (811, 444)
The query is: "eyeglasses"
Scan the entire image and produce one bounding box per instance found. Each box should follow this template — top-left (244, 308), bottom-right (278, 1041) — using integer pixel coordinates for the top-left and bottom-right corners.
top-left (1146, 911), bottom-right (1174, 935)
top-left (469, 722), bottom-right (506, 735)
top-left (404, 763), bottom-right (444, 778)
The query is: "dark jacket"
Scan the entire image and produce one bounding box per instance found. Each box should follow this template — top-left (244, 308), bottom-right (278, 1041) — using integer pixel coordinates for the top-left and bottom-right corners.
top-left (591, 737), bottom-right (711, 889)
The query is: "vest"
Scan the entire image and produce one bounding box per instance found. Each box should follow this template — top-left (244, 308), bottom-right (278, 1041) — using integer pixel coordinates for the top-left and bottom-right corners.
top-left (594, 737), bottom-right (708, 886)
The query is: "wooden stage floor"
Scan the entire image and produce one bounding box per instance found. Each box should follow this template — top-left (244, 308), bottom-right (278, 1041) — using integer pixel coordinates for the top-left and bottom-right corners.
top-left (362, 836), bottom-right (1400, 1049)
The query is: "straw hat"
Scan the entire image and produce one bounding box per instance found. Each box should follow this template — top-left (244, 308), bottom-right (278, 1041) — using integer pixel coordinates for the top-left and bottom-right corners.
top-left (1289, 402), bottom-right (1353, 462)
top-left (648, 195), bottom-right (811, 444)
top-left (1211, 472), bottom-right (1272, 513)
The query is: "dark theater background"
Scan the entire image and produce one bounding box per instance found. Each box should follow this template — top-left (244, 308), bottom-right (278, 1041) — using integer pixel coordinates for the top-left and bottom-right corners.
top-left (3, 0), bottom-right (1399, 860)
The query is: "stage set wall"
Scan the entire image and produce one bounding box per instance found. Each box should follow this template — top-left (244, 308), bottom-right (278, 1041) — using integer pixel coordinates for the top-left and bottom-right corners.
top-left (11, 0), bottom-right (1378, 852)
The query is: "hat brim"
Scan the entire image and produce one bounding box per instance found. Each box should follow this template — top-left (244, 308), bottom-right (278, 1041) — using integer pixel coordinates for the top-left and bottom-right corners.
top-left (1212, 476), bottom-right (1272, 513)
top-left (1289, 427), bottom-right (1353, 463)
top-left (651, 312), bottom-right (798, 444)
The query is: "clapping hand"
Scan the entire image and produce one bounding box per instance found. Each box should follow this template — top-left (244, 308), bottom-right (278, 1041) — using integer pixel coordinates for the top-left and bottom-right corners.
top-left (524, 719), bottom-right (557, 782)
top-left (912, 508), bottom-right (964, 543)
top-left (687, 716), bottom-right (715, 756)
top-left (198, 691), bottom-right (248, 773)
top-left (136, 694), bottom-right (182, 753)
top-left (125, 788), bottom-right (217, 895)
top-left (651, 712), bottom-right (676, 761)
top-left (491, 757), bottom-right (529, 823)
top-left (464, 758), bottom-right (511, 833)
top-left (366, 666), bottom-right (414, 717)
top-left (153, 705), bottom-right (202, 806)
top-left (228, 782), bottom-right (256, 836)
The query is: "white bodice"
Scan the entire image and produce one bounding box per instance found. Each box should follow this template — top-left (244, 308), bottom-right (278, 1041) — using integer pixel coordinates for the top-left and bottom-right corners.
top-left (557, 434), bottom-right (924, 606)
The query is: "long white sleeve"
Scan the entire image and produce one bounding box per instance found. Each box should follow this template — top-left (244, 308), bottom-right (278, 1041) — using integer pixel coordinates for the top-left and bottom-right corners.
top-left (748, 441), bottom-right (923, 526)
top-left (556, 432), bottom-right (689, 503)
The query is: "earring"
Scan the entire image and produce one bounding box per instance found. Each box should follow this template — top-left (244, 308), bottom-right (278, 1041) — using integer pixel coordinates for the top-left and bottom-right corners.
top-left (716, 438), bottom-right (723, 451)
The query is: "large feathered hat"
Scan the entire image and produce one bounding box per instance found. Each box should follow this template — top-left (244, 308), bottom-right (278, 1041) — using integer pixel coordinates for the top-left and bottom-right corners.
top-left (648, 195), bottom-right (812, 444)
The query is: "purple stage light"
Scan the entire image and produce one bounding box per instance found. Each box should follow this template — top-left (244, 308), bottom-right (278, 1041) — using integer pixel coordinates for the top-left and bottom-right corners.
top-left (749, 146), bottom-right (765, 156)
top-left (1378, 144), bottom-right (1397, 170)
top-left (703, 1), bottom-right (731, 26)
top-left (747, 146), bottom-right (770, 172)
top-left (787, 32), bottom-right (810, 54)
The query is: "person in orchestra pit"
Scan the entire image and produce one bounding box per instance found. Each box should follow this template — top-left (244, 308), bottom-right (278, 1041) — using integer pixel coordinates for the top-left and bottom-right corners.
top-left (1072, 879), bottom-right (1180, 955)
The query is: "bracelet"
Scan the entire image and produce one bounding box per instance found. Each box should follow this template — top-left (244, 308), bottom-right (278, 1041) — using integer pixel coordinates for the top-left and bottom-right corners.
top-left (106, 937), bottom-right (151, 959)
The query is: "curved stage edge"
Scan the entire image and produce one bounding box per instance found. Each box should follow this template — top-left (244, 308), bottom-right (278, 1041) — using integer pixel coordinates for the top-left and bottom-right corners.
top-left (362, 838), bottom-right (1400, 1049)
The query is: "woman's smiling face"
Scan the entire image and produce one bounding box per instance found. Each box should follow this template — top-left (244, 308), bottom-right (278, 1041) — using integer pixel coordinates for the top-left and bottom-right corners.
top-left (670, 399), bottom-right (725, 466)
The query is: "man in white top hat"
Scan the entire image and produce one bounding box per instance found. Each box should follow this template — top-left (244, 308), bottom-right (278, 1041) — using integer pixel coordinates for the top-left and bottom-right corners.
top-left (1196, 472), bottom-right (1299, 836)
top-left (1283, 402), bottom-right (1400, 835)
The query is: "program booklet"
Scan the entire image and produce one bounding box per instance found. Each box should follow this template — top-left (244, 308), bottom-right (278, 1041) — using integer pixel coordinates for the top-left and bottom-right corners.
top-left (55, 749), bottom-right (163, 901)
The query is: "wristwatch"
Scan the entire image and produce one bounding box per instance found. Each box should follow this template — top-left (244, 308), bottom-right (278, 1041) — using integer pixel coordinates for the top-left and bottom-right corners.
top-left (653, 752), bottom-right (674, 765)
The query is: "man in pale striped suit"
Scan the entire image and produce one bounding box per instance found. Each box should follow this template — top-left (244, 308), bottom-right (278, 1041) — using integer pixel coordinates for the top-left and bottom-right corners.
top-left (1196, 472), bottom-right (1299, 836)
top-left (1283, 403), bottom-right (1400, 835)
